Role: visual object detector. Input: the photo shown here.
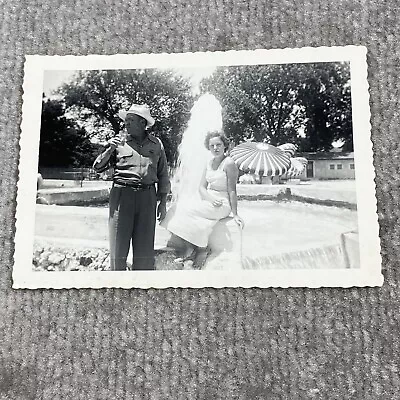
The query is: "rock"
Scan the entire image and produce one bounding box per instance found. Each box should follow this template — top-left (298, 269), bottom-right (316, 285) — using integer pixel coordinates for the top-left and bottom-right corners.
top-left (64, 258), bottom-right (79, 271)
top-left (206, 251), bottom-right (242, 270)
top-left (37, 173), bottom-right (44, 190)
top-left (32, 263), bottom-right (41, 272)
top-left (340, 231), bottom-right (360, 268)
top-left (183, 260), bottom-right (194, 270)
top-left (208, 217), bottom-right (242, 253)
top-left (39, 250), bottom-right (52, 261)
top-left (79, 256), bottom-right (93, 266)
top-left (48, 253), bottom-right (65, 264)
top-left (277, 188), bottom-right (292, 200)
top-left (36, 196), bottom-right (50, 205)
top-left (33, 247), bottom-right (44, 259)
top-left (37, 250), bottom-right (53, 269)
top-left (205, 217), bottom-right (243, 270)
top-left (32, 245), bottom-right (109, 271)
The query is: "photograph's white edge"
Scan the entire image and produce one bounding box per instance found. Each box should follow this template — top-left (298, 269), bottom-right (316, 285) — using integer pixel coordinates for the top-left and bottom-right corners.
top-left (13, 46), bottom-right (384, 289)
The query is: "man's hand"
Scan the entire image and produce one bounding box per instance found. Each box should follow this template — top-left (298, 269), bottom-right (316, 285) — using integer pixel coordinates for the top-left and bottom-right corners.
top-left (107, 135), bottom-right (124, 150)
top-left (157, 201), bottom-right (167, 222)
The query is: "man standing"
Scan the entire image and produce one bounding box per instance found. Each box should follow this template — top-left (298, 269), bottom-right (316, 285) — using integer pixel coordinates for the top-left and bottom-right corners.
top-left (93, 104), bottom-right (170, 270)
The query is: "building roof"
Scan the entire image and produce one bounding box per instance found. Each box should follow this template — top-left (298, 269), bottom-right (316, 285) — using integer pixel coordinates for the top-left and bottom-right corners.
top-left (297, 152), bottom-right (354, 161)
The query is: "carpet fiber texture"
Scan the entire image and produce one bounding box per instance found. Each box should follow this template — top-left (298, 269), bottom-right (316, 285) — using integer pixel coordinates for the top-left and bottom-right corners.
top-left (1, 1), bottom-right (400, 399)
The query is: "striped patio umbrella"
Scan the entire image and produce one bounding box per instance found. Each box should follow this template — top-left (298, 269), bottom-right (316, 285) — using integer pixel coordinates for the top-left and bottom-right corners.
top-left (286, 157), bottom-right (308, 178)
top-left (230, 142), bottom-right (291, 177)
top-left (277, 143), bottom-right (298, 157)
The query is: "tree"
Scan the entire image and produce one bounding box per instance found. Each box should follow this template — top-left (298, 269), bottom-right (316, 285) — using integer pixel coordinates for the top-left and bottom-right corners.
top-left (39, 98), bottom-right (96, 167)
top-left (58, 69), bottom-right (194, 165)
top-left (201, 62), bottom-right (353, 151)
top-left (297, 62), bottom-right (353, 151)
top-left (201, 64), bottom-right (304, 146)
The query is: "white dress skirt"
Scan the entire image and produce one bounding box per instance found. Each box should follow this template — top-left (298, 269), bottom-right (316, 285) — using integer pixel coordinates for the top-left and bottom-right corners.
top-left (161, 158), bottom-right (232, 248)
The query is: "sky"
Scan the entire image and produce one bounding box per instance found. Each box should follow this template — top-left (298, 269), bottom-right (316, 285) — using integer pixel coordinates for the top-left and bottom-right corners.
top-left (43, 66), bottom-right (216, 97)
top-left (43, 70), bottom-right (77, 96)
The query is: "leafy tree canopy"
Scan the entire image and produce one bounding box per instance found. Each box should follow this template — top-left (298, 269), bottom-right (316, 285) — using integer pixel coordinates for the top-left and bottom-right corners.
top-left (201, 62), bottom-right (352, 152)
top-left (58, 69), bottom-right (194, 165)
top-left (39, 99), bottom-right (96, 168)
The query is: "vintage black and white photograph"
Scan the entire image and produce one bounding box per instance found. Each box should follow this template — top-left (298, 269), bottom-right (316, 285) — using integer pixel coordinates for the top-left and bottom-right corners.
top-left (14, 47), bottom-right (383, 288)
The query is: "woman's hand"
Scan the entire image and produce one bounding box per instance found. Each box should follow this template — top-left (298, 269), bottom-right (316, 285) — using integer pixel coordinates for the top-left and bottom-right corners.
top-left (212, 198), bottom-right (223, 207)
top-left (233, 215), bottom-right (245, 229)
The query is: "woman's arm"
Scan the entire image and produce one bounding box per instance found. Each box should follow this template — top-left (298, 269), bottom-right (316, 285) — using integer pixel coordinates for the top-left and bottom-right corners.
top-left (225, 158), bottom-right (239, 215)
top-left (225, 158), bottom-right (244, 227)
top-left (199, 167), bottom-right (213, 201)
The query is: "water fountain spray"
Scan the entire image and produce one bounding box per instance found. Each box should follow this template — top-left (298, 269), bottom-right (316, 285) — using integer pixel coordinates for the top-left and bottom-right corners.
top-left (171, 93), bottom-right (223, 203)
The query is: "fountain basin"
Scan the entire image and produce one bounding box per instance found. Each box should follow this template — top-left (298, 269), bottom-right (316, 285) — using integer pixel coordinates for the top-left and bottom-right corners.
top-left (37, 187), bottom-right (110, 205)
top-left (34, 199), bottom-right (359, 270)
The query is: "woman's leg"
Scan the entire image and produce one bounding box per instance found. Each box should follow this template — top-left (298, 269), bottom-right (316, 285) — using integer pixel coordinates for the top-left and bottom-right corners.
top-left (174, 238), bottom-right (197, 262)
top-left (193, 246), bottom-right (210, 269)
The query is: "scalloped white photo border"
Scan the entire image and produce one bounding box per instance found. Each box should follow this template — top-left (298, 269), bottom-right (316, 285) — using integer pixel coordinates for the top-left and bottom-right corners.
top-left (13, 46), bottom-right (383, 289)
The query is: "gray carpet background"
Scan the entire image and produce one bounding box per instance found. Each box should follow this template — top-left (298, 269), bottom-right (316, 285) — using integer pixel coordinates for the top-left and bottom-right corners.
top-left (1, 1), bottom-right (399, 399)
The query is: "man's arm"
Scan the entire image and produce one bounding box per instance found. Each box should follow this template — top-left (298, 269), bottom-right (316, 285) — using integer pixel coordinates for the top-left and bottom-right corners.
top-left (156, 140), bottom-right (171, 200)
top-left (93, 146), bottom-right (115, 173)
top-left (156, 140), bottom-right (171, 221)
top-left (93, 137), bottom-right (122, 173)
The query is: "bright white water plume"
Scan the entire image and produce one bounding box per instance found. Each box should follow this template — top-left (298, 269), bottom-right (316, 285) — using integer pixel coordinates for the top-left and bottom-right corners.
top-left (171, 93), bottom-right (223, 202)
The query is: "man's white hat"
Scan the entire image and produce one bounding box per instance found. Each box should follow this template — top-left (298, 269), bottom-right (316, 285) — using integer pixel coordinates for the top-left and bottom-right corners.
top-left (118, 104), bottom-right (155, 128)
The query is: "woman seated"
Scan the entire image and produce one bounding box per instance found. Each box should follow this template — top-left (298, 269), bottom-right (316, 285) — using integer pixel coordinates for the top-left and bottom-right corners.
top-left (162, 131), bottom-right (244, 266)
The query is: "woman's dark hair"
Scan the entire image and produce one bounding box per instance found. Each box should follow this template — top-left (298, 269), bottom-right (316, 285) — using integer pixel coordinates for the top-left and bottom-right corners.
top-left (204, 131), bottom-right (230, 151)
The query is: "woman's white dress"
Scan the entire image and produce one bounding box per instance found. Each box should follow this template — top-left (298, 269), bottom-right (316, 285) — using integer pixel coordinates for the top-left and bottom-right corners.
top-left (162, 157), bottom-right (232, 247)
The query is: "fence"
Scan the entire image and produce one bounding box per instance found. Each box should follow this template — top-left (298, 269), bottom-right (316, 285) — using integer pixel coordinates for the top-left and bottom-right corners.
top-left (39, 167), bottom-right (99, 181)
